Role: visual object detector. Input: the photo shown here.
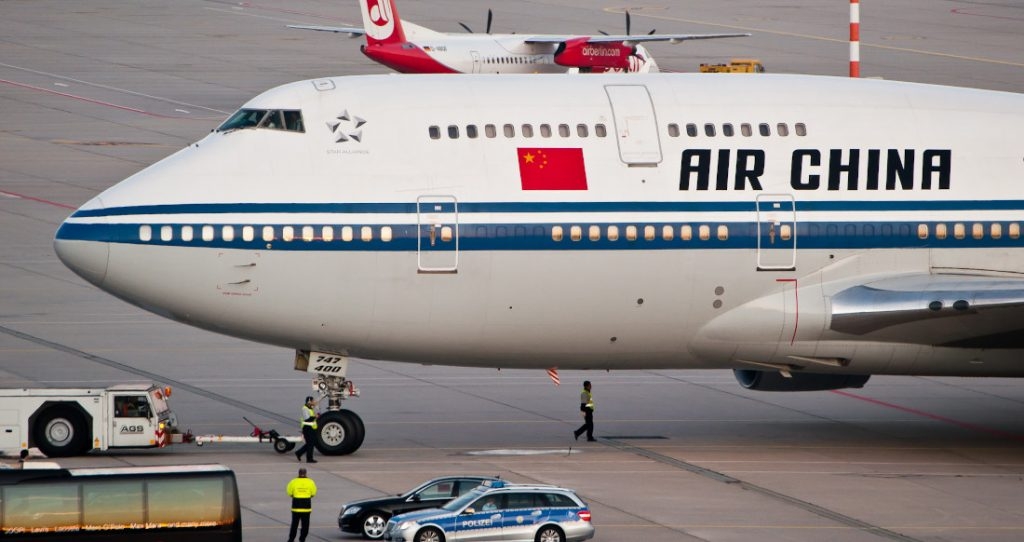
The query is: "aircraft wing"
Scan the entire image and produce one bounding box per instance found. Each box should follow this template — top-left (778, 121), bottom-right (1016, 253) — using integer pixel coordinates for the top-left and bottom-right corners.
top-left (829, 274), bottom-right (1024, 348)
top-left (523, 32), bottom-right (750, 45)
top-left (286, 24), bottom-right (365, 37)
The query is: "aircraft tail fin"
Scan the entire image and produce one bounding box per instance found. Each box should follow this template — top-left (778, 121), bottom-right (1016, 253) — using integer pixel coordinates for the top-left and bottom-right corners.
top-left (359, 0), bottom-right (408, 45)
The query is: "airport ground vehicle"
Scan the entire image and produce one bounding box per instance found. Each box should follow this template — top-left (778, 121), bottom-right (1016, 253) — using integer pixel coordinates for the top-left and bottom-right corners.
top-left (0, 463), bottom-right (241, 541)
top-left (0, 384), bottom-right (178, 457)
top-left (384, 480), bottom-right (594, 542)
top-left (699, 58), bottom-right (765, 72)
top-left (339, 476), bottom-right (499, 539)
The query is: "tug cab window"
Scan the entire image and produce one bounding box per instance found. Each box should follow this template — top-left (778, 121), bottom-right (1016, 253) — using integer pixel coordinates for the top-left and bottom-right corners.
top-left (218, 109), bottom-right (305, 132)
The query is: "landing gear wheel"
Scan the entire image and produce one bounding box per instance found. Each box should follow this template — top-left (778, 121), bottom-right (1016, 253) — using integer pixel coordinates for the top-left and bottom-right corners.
top-left (361, 510), bottom-right (390, 540)
top-left (416, 526), bottom-right (445, 542)
top-left (33, 406), bottom-right (88, 457)
top-left (340, 409), bottom-right (365, 450)
top-left (273, 437), bottom-right (296, 454)
top-left (316, 410), bottom-right (362, 455)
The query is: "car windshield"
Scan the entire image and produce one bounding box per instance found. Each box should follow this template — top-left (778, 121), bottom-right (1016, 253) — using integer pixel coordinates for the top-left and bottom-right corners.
top-left (442, 490), bottom-right (485, 512)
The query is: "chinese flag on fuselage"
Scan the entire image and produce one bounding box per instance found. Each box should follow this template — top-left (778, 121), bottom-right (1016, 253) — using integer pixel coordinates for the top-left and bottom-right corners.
top-left (517, 148), bottom-right (588, 190)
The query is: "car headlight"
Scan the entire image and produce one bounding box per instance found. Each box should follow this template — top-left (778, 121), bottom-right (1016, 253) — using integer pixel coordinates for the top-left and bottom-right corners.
top-left (399, 521), bottom-right (417, 530)
top-left (342, 506), bottom-right (361, 516)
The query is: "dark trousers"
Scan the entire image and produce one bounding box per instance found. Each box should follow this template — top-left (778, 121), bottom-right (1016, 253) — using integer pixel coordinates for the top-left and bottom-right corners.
top-left (574, 409), bottom-right (594, 440)
top-left (288, 510), bottom-right (310, 542)
top-left (296, 425), bottom-right (316, 461)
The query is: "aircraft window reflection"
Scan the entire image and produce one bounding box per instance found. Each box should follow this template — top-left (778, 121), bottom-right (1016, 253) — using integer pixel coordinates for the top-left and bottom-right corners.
top-left (181, 226), bottom-right (194, 242)
top-left (699, 225), bottom-right (711, 241)
top-left (466, 125), bottom-right (478, 139)
top-left (342, 226), bottom-right (354, 242)
top-left (485, 124), bottom-right (497, 138)
top-left (722, 124), bottom-right (734, 137)
top-left (777, 123), bottom-right (789, 136)
top-left (139, 225), bottom-right (152, 242)
top-left (503, 124), bottom-right (515, 137)
top-left (283, 226), bottom-right (295, 242)
top-left (552, 226), bottom-right (563, 242)
top-left (381, 226), bottom-right (393, 242)
top-left (685, 123), bottom-right (697, 137)
top-left (644, 225), bottom-right (655, 241)
top-left (607, 225), bottom-right (619, 241)
top-left (522, 124), bottom-right (534, 138)
top-left (259, 110), bottom-right (284, 129)
top-left (1010, 223), bottom-right (1020, 239)
top-left (661, 225), bottom-right (674, 241)
top-left (576, 124), bottom-right (588, 137)
top-left (302, 226), bottom-right (314, 242)
top-left (704, 124), bottom-right (715, 137)
top-left (361, 226), bottom-right (373, 242)
top-left (202, 225), bottom-right (214, 242)
top-left (668, 123), bottom-right (679, 137)
top-left (741, 123), bottom-right (752, 137)
top-left (218, 108), bottom-right (305, 132)
top-left (222, 225), bottom-right (234, 242)
top-left (429, 126), bottom-right (441, 139)
top-left (558, 124), bottom-right (570, 137)
top-left (243, 226), bottom-right (254, 242)
top-left (570, 225), bottom-right (582, 242)
top-left (448, 125), bottom-right (459, 139)
top-left (681, 225), bottom-right (693, 241)
top-left (262, 226), bottom-right (274, 242)
top-left (625, 225), bottom-right (637, 241)
top-left (321, 226), bottom-right (334, 242)
top-left (283, 110), bottom-right (304, 131)
top-left (991, 223), bottom-right (1002, 239)
top-left (758, 123), bottom-right (771, 136)
top-left (917, 224), bottom-right (929, 239)
top-left (778, 224), bottom-right (790, 241)
top-left (595, 124), bottom-right (607, 137)
top-left (972, 223), bottom-right (984, 240)
top-left (160, 225), bottom-right (173, 242)
top-left (935, 224), bottom-right (947, 240)
top-left (795, 123), bottom-right (807, 136)
top-left (588, 225), bottom-right (600, 241)
top-left (953, 223), bottom-right (965, 240)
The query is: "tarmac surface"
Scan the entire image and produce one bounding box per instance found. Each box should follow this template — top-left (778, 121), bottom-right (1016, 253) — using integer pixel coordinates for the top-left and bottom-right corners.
top-left (2, 1), bottom-right (1024, 541)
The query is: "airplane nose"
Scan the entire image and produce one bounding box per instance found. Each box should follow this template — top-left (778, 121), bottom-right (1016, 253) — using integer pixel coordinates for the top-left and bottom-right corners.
top-left (53, 211), bottom-right (109, 288)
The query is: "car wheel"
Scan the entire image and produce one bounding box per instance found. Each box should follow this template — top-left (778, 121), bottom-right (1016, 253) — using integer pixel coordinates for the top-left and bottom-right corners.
top-left (361, 510), bottom-right (389, 539)
top-left (33, 406), bottom-right (88, 457)
top-left (416, 526), bottom-right (445, 542)
top-left (535, 525), bottom-right (565, 542)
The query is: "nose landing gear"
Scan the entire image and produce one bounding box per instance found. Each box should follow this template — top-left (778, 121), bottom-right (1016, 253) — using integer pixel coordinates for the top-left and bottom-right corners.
top-left (296, 351), bottom-right (366, 455)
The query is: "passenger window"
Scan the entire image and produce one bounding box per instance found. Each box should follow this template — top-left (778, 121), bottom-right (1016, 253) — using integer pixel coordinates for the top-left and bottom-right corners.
top-left (202, 225), bottom-right (214, 242)
top-left (466, 125), bottom-right (478, 139)
top-left (361, 226), bottom-right (373, 242)
top-left (485, 124), bottom-right (497, 138)
top-left (570, 225), bottom-right (582, 241)
top-left (381, 226), bottom-right (393, 242)
top-left (419, 482), bottom-right (455, 499)
top-left (429, 126), bottom-right (441, 139)
top-left (795, 123), bottom-right (807, 136)
top-left (558, 124), bottom-right (570, 137)
top-left (595, 124), bottom-right (607, 137)
top-left (302, 226), bottom-right (314, 242)
top-left (221, 225), bottom-right (234, 242)
top-left (681, 225), bottom-right (693, 241)
top-left (503, 124), bottom-right (515, 138)
top-left (935, 223), bottom-right (947, 240)
top-left (953, 223), bottom-right (965, 240)
top-left (139, 225), bottom-right (152, 242)
top-left (540, 124), bottom-right (552, 138)
top-left (661, 225), bottom-right (674, 241)
top-left (262, 226), bottom-right (275, 242)
top-left (181, 225), bottom-right (194, 242)
top-left (699, 225), bottom-right (711, 241)
top-left (644, 225), bottom-right (655, 241)
top-left (1010, 223), bottom-right (1021, 239)
top-left (741, 123), bottom-right (753, 137)
top-left (447, 125), bottom-right (459, 139)
top-left (626, 225), bottom-right (637, 241)
top-left (341, 226), bottom-right (354, 242)
top-left (991, 223), bottom-right (1002, 239)
top-left (704, 123), bottom-right (716, 137)
top-left (576, 124), bottom-right (589, 137)
top-left (320, 226), bottom-right (333, 242)
top-left (758, 123), bottom-right (771, 136)
top-left (522, 124), bottom-right (534, 138)
top-left (685, 123), bottom-right (697, 137)
top-left (972, 223), bottom-right (984, 240)
top-left (552, 226), bottom-right (564, 242)
top-left (668, 123), bottom-right (680, 137)
top-left (777, 123), bottom-right (789, 136)
top-left (917, 224), bottom-right (929, 239)
top-left (779, 225), bottom-right (790, 241)
top-left (283, 226), bottom-right (295, 242)
top-left (588, 225), bottom-right (601, 241)
top-left (243, 226), bottom-right (254, 242)
top-left (722, 124), bottom-right (734, 137)
top-left (160, 225), bottom-right (173, 242)
top-left (607, 225), bottom-right (619, 241)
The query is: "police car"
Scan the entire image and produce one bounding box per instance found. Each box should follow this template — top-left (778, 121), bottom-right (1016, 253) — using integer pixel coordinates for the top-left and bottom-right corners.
top-left (383, 480), bottom-right (594, 542)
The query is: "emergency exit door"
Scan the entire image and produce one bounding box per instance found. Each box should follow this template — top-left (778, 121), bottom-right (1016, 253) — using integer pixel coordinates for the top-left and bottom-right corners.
top-left (756, 194), bottom-right (797, 271)
top-left (417, 195), bottom-right (459, 273)
top-left (605, 85), bottom-right (662, 165)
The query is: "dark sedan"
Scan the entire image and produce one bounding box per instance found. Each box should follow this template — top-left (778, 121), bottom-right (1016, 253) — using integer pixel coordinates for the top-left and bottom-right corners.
top-left (338, 475), bottom-right (498, 539)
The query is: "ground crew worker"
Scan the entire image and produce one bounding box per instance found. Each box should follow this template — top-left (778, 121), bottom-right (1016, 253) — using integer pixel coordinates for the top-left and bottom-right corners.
top-left (573, 380), bottom-right (596, 441)
top-left (295, 395), bottom-right (318, 463)
top-left (286, 467), bottom-right (317, 542)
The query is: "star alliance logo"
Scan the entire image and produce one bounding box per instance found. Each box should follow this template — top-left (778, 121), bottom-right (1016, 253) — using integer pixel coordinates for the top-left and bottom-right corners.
top-left (327, 110), bottom-right (366, 143)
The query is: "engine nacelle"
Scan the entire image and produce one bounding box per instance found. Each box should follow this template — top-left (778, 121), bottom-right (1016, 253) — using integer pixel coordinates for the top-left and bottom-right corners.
top-left (553, 38), bottom-right (635, 71)
top-left (734, 370), bottom-right (870, 392)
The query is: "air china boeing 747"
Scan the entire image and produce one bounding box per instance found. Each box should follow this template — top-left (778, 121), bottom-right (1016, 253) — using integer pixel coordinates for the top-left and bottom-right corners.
top-left (55, 73), bottom-right (1024, 454)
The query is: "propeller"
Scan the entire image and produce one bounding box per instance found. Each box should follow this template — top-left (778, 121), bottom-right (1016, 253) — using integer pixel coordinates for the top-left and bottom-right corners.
top-left (598, 11), bottom-right (655, 36)
top-left (459, 9), bottom-right (493, 34)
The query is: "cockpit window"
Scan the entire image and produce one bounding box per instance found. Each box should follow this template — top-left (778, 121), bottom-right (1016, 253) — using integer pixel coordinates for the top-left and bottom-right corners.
top-left (218, 109), bottom-right (305, 133)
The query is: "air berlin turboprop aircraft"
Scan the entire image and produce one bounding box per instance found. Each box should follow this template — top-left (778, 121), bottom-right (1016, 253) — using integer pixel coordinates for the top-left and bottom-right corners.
top-left (55, 72), bottom-right (1024, 455)
top-left (289, 0), bottom-right (749, 74)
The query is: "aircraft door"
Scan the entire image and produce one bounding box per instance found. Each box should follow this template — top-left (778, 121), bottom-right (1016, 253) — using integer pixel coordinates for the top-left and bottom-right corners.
top-left (417, 195), bottom-right (459, 273)
top-left (109, 394), bottom-right (157, 447)
top-left (470, 51), bottom-right (481, 73)
top-left (604, 85), bottom-right (662, 165)
top-left (756, 194), bottom-right (796, 271)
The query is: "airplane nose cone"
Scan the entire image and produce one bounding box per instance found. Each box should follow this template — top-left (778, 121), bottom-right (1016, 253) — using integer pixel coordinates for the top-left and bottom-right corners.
top-left (54, 214), bottom-right (109, 287)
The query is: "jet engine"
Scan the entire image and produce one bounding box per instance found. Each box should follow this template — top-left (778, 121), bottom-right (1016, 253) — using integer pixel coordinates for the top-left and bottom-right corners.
top-left (733, 370), bottom-right (870, 392)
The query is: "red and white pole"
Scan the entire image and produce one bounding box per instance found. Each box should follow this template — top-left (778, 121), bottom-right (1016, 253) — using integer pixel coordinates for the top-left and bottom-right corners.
top-left (849, 0), bottom-right (860, 77)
